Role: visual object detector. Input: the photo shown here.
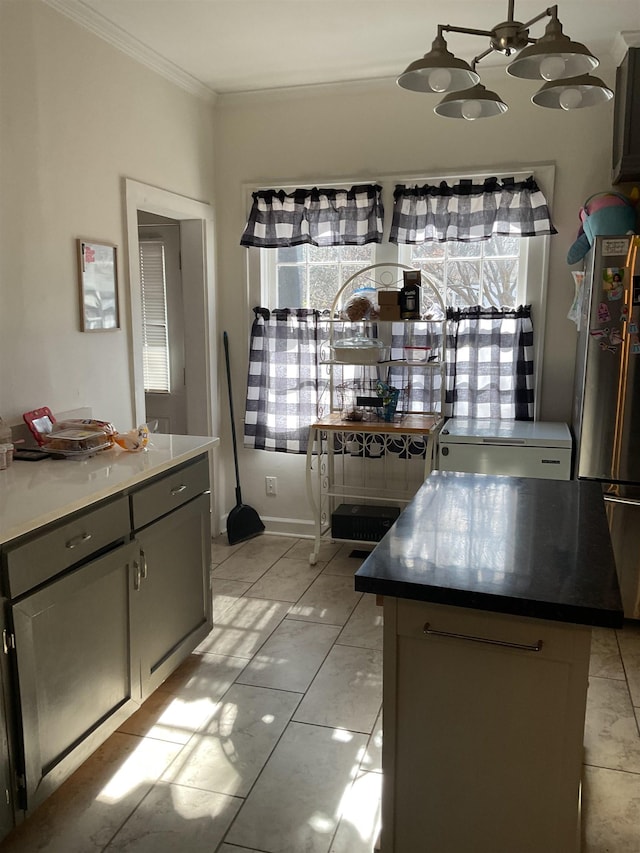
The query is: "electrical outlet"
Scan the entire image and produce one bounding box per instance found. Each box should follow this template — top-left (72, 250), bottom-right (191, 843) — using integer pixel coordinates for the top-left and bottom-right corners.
top-left (265, 476), bottom-right (277, 496)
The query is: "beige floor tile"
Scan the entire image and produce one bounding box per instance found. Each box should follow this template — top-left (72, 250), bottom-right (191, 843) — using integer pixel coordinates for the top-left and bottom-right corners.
top-left (329, 770), bottom-right (382, 853)
top-left (225, 721), bottom-right (368, 853)
top-left (244, 556), bottom-right (322, 602)
top-left (0, 733), bottom-right (183, 853)
top-left (294, 644), bottom-right (382, 733)
top-left (194, 597), bottom-right (290, 658)
top-left (236, 619), bottom-right (340, 693)
top-left (218, 846), bottom-right (263, 853)
top-left (117, 690), bottom-right (217, 745)
top-left (337, 593), bottom-right (383, 650)
top-left (589, 627), bottom-right (625, 680)
top-left (618, 622), bottom-right (640, 707)
top-left (211, 578), bottom-right (252, 620)
top-left (157, 651), bottom-right (249, 703)
top-left (163, 684), bottom-right (300, 797)
top-left (322, 543), bottom-right (372, 577)
top-left (104, 782), bottom-right (242, 852)
top-left (287, 539), bottom-right (341, 564)
top-left (582, 764), bottom-right (640, 852)
top-left (211, 535), bottom-right (245, 565)
top-left (288, 573), bottom-right (362, 626)
top-left (210, 536), bottom-right (297, 582)
top-left (584, 676), bottom-right (640, 772)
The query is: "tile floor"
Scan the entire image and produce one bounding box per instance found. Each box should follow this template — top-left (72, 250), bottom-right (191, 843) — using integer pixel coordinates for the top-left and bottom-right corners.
top-left (1, 533), bottom-right (640, 852)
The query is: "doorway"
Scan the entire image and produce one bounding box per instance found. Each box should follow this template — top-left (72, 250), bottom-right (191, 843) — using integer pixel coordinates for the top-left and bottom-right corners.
top-left (137, 214), bottom-right (186, 435)
top-left (124, 179), bottom-right (217, 441)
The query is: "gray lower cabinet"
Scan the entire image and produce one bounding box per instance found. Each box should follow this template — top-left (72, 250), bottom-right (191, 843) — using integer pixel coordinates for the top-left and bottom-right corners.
top-left (12, 540), bottom-right (139, 811)
top-left (0, 609), bottom-right (16, 839)
top-left (0, 452), bottom-right (213, 833)
top-left (132, 492), bottom-right (212, 699)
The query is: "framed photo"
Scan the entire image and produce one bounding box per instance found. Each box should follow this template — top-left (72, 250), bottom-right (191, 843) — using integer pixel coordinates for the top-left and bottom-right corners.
top-left (77, 239), bottom-right (120, 332)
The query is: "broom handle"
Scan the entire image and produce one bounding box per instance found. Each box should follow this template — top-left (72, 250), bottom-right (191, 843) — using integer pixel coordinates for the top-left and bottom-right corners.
top-left (223, 331), bottom-right (243, 503)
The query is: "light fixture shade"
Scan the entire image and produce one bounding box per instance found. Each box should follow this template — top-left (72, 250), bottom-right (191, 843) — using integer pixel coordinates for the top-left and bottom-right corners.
top-left (507, 15), bottom-right (599, 80)
top-left (531, 74), bottom-right (614, 110)
top-left (434, 83), bottom-right (508, 119)
top-left (397, 33), bottom-right (480, 93)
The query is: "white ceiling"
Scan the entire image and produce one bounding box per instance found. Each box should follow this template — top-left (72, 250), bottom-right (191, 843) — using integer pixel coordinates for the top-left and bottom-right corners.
top-left (47, 0), bottom-right (640, 99)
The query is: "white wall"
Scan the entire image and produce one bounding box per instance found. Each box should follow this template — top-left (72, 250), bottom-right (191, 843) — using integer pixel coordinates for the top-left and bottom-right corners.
top-left (213, 62), bottom-right (618, 533)
top-left (0, 1), bottom-right (216, 432)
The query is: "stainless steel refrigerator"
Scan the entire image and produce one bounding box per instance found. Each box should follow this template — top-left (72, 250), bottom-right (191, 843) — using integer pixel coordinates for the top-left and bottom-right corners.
top-left (572, 234), bottom-right (640, 618)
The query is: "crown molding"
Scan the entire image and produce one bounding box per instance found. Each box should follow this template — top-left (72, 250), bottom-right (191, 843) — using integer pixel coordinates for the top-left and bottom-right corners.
top-left (43, 0), bottom-right (217, 104)
top-left (216, 75), bottom-right (397, 108)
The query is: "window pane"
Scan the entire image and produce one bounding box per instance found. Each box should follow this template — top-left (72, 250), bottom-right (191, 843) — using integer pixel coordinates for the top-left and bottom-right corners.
top-left (484, 235), bottom-right (520, 258)
top-left (278, 265), bottom-right (305, 307)
top-left (340, 245), bottom-right (375, 262)
top-left (277, 246), bottom-right (305, 263)
top-left (309, 265), bottom-right (338, 310)
top-left (411, 243), bottom-right (445, 261)
top-left (448, 242), bottom-right (481, 259)
top-left (447, 260), bottom-right (481, 305)
top-left (482, 259), bottom-right (519, 307)
top-left (308, 244), bottom-right (339, 262)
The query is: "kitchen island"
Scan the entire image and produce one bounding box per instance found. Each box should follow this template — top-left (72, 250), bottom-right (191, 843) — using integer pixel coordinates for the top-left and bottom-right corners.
top-left (0, 434), bottom-right (218, 834)
top-left (355, 471), bottom-right (623, 853)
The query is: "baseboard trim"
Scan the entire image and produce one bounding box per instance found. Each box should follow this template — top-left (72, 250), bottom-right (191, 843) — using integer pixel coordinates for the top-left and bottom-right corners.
top-left (219, 514), bottom-right (315, 539)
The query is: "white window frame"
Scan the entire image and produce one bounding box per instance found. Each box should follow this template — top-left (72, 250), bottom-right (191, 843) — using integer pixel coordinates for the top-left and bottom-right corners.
top-left (247, 164), bottom-right (554, 419)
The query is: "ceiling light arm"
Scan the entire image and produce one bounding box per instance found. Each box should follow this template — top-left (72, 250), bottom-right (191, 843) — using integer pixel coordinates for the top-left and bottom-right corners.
top-left (440, 23), bottom-right (494, 40)
top-left (519, 5), bottom-right (558, 33)
top-left (471, 47), bottom-right (496, 70)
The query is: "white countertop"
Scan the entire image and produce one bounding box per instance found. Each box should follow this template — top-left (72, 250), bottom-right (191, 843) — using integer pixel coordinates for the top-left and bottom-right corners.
top-left (0, 434), bottom-right (219, 545)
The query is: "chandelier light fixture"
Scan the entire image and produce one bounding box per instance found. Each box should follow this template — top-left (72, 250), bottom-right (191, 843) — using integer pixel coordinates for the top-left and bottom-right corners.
top-left (397, 1), bottom-right (613, 120)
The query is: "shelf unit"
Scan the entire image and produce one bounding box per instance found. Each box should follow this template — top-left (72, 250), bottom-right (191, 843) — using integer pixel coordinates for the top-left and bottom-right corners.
top-left (306, 263), bottom-right (446, 564)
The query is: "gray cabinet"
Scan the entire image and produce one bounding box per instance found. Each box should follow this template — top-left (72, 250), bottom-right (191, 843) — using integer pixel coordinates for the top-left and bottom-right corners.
top-left (12, 541), bottom-right (139, 810)
top-left (0, 451), bottom-right (212, 822)
top-left (0, 609), bottom-right (16, 840)
top-left (133, 492), bottom-right (212, 699)
top-left (613, 48), bottom-right (640, 183)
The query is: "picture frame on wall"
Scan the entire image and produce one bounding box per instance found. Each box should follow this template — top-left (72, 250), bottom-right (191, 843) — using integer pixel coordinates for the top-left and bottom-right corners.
top-left (77, 238), bottom-right (120, 332)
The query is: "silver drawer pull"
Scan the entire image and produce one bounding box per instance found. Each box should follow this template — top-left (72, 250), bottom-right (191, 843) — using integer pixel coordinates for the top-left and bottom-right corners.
top-left (133, 560), bottom-right (141, 591)
top-left (65, 532), bottom-right (93, 550)
top-left (170, 484), bottom-right (187, 496)
top-left (140, 549), bottom-right (147, 579)
top-left (423, 623), bottom-right (543, 652)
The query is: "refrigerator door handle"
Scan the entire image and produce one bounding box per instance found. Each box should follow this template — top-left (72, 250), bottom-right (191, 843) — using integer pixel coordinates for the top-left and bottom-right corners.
top-left (603, 494), bottom-right (640, 508)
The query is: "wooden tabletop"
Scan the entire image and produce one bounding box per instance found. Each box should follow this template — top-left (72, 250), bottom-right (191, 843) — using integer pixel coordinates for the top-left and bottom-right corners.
top-left (310, 413), bottom-right (443, 435)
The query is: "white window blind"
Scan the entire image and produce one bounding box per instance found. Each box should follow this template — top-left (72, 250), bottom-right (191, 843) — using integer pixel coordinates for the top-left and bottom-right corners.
top-left (139, 240), bottom-right (170, 393)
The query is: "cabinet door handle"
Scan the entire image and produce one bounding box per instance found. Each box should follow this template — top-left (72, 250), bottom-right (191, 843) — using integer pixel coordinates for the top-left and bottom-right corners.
top-left (140, 549), bottom-right (147, 580)
top-left (133, 560), bottom-right (141, 591)
top-left (65, 532), bottom-right (92, 550)
top-left (170, 484), bottom-right (187, 496)
top-left (423, 623), bottom-right (543, 652)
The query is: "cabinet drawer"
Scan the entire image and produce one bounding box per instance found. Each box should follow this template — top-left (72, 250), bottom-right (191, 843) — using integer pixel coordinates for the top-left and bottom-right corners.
top-left (131, 455), bottom-right (209, 531)
top-left (393, 599), bottom-right (588, 662)
top-left (5, 497), bottom-right (130, 599)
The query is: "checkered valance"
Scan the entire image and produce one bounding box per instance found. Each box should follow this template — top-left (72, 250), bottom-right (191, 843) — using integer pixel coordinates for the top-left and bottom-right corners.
top-left (390, 176), bottom-right (556, 244)
top-left (445, 305), bottom-right (534, 420)
top-left (240, 184), bottom-right (384, 248)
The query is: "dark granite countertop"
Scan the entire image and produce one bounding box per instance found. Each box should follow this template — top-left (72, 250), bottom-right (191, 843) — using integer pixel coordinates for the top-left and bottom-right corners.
top-left (355, 472), bottom-right (624, 628)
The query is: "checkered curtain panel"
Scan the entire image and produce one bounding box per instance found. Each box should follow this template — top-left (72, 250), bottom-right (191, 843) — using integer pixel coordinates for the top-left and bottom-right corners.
top-left (444, 306), bottom-right (535, 420)
top-left (390, 177), bottom-right (556, 243)
top-left (240, 184), bottom-right (384, 247)
top-left (244, 309), bottom-right (319, 453)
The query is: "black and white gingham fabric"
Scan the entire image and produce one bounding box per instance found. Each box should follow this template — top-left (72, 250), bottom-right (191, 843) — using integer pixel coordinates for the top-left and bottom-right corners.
top-left (244, 309), bottom-right (319, 453)
top-left (240, 184), bottom-right (383, 248)
top-left (390, 177), bottom-right (557, 244)
top-left (444, 306), bottom-right (534, 420)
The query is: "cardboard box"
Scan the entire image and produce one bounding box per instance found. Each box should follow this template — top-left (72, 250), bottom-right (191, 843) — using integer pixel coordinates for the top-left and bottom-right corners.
top-left (378, 305), bottom-right (402, 321)
top-left (377, 290), bottom-right (400, 305)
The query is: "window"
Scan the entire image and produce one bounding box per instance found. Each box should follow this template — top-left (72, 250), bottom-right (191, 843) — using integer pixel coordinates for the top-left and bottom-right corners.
top-left (139, 240), bottom-right (170, 393)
